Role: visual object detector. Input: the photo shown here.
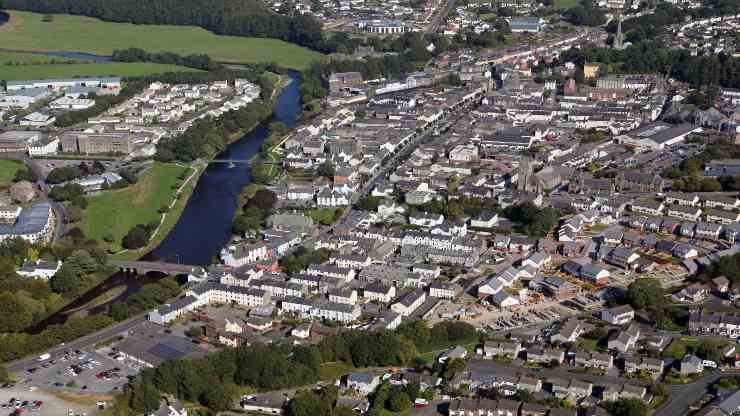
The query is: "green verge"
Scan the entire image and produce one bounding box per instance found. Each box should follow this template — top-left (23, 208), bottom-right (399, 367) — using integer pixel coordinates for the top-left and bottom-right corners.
top-left (0, 11), bottom-right (323, 70)
top-left (79, 162), bottom-right (189, 252)
top-left (0, 61), bottom-right (201, 81)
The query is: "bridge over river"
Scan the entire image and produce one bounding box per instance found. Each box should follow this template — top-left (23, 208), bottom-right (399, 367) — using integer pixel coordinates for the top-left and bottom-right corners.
top-left (109, 260), bottom-right (206, 276)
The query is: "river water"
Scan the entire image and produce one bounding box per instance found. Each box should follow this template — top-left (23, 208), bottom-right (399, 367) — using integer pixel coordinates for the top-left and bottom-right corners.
top-left (144, 71), bottom-right (302, 265)
top-left (29, 72), bottom-right (302, 331)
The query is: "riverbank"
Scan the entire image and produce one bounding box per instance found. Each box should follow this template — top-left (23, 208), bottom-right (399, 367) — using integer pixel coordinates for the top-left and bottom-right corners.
top-left (145, 71), bottom-right (302, 265)
top-left (113, 162), bottom-right (204, 261)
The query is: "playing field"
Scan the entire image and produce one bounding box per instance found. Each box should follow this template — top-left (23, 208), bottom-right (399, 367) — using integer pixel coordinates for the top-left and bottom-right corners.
top-left (0, 11), bottom-right (323, 70)
top-left (0, 61), bottom-right (200, 81)
top-left (80, 163), bottom-right (189, 251)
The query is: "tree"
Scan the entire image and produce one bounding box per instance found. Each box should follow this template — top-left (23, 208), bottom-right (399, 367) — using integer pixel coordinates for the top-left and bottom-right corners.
top-left (122, 225), bottom-right (152, 249)
top-left (185, 326), bottom-right (203, 338)
top-left (50, 265), bottom-right (81, 294)
top-left (0, 364), bottom-right (8, 383)
top-left (386, 388), bottom-right (411, 412)
top-left (249, 189), bottom-right (278, 211)
top-left (628, 278), bottom-right (664, 310)
top-left (317, 161), bottom-right (336, 179)
top-left (129, 379), bottom-right (161, 413)
top-left (0, 292), bottom-right (33, 332)
top-left (603, 398), bottom-right (649, 416)
top-left (201, 384), bottom-right (234, 411)
top-left (65, 206), bottom-right (83, 223)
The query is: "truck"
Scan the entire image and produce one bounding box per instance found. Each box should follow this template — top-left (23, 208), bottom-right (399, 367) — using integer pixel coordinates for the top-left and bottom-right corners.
top-left (37, 354), bottom-right (50, 362)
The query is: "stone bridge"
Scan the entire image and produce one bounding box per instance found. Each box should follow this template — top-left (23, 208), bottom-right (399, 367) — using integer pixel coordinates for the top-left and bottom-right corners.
top-left (110, 260), bottom-right (206, 276)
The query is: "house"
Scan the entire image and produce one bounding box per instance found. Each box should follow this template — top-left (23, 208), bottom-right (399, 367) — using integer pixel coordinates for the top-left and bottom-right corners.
top-left (470, 211), bottom-right (499, 229)
top-left (673, 283), bottom-right (708, 303)
top-left (607, 324), bottom-right (640, 353)
top-left (665, 192), bottom-right (700, 207)
top-left (429, 281), bottom-right (462, 300)
top-left (631, 199), bottom-right (664, 216)
top-left (240, 393), bottom-right (287, 415)
top-left (479, 341), bottom-right (522, 359)
top-left (540, 276), bottom-right (580, 300)
top-left (605, 247), bottom-right (640, 270)
top-left (409, 212), bottom-right (444, 227)
top-left (667, 204), bottom-right (703, 222)
top-left (391, 288), bottom-right (426, 316)
top-left (695, 222), bottom-right (723, 239)
top-left (575, 351), bottom-right (614, 369)
top-left (491, 291), bottom-right (520, 308)
top-left (706, 209), bottom-right (740, 225)
top-left (526, 347), bottom-right (564, 364)
top-left (363, 282), bottom-right (396, 303)
top-left (438, 346), bottom-right (468, 364)
top-left (550, 318), bottom-right (586, 344)
top-left (680, 354), bottom-right (704, 376)
top-left (345, 372), bottom-right (380, 396)
top-left (712, 276), bottom-right (730, 293)
top-left (16, 259), bottom-right (62, 280)
top-left (520, 402), bottom-right (549, 416)
top-left (702, 194), bottom-right (740, 211)
top-left (580, 264), bottom-right (610, 284)
top-left (624, 355), bottom-right (665, 376)
top-left (601, 305), bottom-right (634, 325)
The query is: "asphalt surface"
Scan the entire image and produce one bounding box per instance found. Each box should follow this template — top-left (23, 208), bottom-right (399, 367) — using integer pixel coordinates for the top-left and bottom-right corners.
top-left (8, 316), bottom-right (146, 373)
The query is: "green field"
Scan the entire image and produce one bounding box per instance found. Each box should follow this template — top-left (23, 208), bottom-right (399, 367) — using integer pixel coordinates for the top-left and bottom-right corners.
top-left (0, 160), bottom-right (24, 187)
top-left (0, 51), bottom-right (91, 64)
top-left (80, 163), bottom-right (189, 251)
top-left (553, 0), bottom-right (579, 9)
top-left (0, 11), bottom-right (323, 70)
top-left (0, 61), bottom-right (201, 81)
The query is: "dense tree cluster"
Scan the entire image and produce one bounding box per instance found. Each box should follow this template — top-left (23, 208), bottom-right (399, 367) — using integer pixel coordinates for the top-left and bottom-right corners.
top-left (155, 100), bottom-right (272, 162)
top-left (562, 0), bottom-right (606, 26)
top-left (626, 278), bottom-right (688, 330)
top-left (562, 42), bottom-right (740, 89)
top-left (603, 398), bottom-right (649, 416)
top-left (112, 48), bottom-right (215, 71)
top-left (503, 202), bottom-right (563, 237)
top-left (280, 247), bottom-right (330, 274)
top-left (122, 221), bottom-right (158, 249)
top-left (123, 319), bottom-right (476, 412)
top-left (5, 0), bottom-right (325, 51)
top-left (232, 186), bottom-right (278, 234)
top-left (664, 142), bottom-right (740, 192)
top-left (108, 276), bottom-right (182, 320)
top-left (396, 320), bottom-right (479, 351)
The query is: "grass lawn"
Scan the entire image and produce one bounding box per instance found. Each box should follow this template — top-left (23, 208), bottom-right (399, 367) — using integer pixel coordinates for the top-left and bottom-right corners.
top-left (0, 61), bottom-right (200, 81)
top-left (662, 337), bottom-right (700, 358)
top-left (578, 339), bottom-right (598, 351)
top-left (319, 362), bottom-right (356, 382)
top-left (0, 11), bottom-right (323, 70)
top-left (554, 0), bottom-right (579, 9)
top-left (0, 160), bottom-right (24, 187)
top-left (80, 162), bottom-right (188, 252)
top-left (113, 163), bottom-right (204, 260)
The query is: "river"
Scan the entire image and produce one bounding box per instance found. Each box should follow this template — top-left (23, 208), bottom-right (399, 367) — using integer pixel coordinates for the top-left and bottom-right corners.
top-left (144, 71), bottom-right (302, 265)
top-left (30, 71), bottom-right (302, 331)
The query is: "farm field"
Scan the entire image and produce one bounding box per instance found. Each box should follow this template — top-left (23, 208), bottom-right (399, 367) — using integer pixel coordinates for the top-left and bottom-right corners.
top-left (0, 11), bottom-right (323, 70)
top-left (80, 163), bottom-right (189, 252)
top-left (0, 51), bottom-right (91, 64)
top-left (0, 61), bottom-right (200, 81)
